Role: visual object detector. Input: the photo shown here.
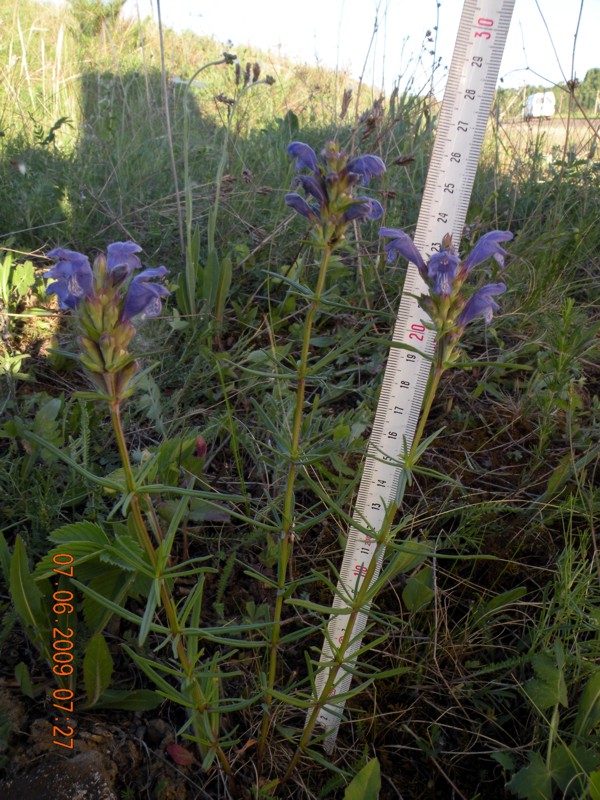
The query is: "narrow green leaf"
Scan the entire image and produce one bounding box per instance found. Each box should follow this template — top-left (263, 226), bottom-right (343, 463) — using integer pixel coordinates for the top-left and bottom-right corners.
top-left (83, 569), bottom-right (136, 632)
top-left (343, 758), bottom-right (381, 800)
top-left (0, 531), bottom-right (11, 586)
top-left (215, 254), bottom-right (232, 323)
top-left (139, 581), bottom-right (160, 647)
top-left (83, 633), bottom-right (114, 706)
top-left (10, 536), bottom-right (49, 645)
top-left (483, 586), bottom-right (528, 614)
top-left (22, 431), bottom-right (123, 490)
top-left (589, 770), bottom-right (600, 800)
top-left (14, 662), bottom-right (35, 699)
top-left (574, 669), bottom-right (600, 736)
top-left (92, 689), bottom-right (163, 711)
top-left (100, 535), bottom-right (153, 575)
top-left (71, 579), bottom-right (168, 633)
top-left (204, 249), bottom-right (220, 307)
top-left (262, 269), bottom-right (313, 297)
top-left (124, 646), bottom-right (190, 706)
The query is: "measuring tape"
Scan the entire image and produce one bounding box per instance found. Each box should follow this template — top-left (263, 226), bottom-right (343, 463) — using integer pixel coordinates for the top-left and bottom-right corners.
top-left (310, 0), bottom-right (515, 751)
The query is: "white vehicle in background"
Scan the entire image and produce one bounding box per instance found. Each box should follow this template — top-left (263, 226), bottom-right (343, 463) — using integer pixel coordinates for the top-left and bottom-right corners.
top-left (524, 91), bottom-right (556, 120)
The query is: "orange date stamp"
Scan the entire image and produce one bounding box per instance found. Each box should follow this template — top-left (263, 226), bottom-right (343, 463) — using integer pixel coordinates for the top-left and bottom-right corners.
top-left (51, 552), bottom-right (76, 749)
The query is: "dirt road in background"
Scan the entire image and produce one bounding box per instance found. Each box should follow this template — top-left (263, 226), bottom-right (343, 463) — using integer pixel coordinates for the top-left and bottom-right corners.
top-left (492, 116), bottom-right (600, 161)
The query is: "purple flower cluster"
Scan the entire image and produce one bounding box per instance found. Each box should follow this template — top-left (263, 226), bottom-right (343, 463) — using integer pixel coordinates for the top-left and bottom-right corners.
top-left (45, 242), bottom-right (169, 322)
top-left (285, 141), bottom-right (385, 242)
top-left (379, 228), bottom-right (513, 328)
top-left (44, 242), bottom-right (170, 393)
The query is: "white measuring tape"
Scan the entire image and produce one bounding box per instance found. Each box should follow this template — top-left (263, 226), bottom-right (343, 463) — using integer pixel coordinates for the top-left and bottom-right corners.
top-left (310, 0), bottom-right (516, 750)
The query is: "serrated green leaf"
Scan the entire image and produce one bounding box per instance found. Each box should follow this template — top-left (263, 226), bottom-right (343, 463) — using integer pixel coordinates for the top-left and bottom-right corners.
top-left (344, 758), bottom-right (381, 800)
top-left (402, 566), bottom-right (434, 612)
top-left (11, 260), bottom-right (35, 297)
top-left (99, 535), bottom-right (152, 575)
top-left (550, 742), bottom-right (597, 794)
top-left (506, 752), bottom-right (553, 800)
top-left (49, 522), bottom-right (109, 547)
top-left (34, 523), bottom-right (111, 580)
top-left (33, 398), bottom-right (62, 446)
top-left (525, 652), bottom-right (568, 710)
top-left (490, 751), bottom-right (515, 771)
top-left (83, 633), bottom-right (113, 706)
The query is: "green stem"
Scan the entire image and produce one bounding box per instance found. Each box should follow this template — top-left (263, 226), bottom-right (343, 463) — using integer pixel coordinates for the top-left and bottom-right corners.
top-left (281, 333), bottom-right (451, 781)
top-left (546, 704), bottom-right (560, 769)
top-left (107, 381), bottom-right (235, 782)
top-left (258, 242), bottom-right (334, 758)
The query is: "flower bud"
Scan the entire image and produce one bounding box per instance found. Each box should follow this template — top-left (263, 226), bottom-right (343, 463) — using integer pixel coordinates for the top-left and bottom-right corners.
top-left (115, 360), bottom-right (140, 398)
top-left (99, 333), bottom-right (116, 369)
top-left (93, 252), bottom-right (107, 291)
top-left (78, 335), bottom-right (105, 372)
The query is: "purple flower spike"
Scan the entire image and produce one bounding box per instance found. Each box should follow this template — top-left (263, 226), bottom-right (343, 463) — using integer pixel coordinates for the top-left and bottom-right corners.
top-left (427, 250), bottom-right (461, 297)
top-left (287, 142), bottom-right (319, 173)
top-left (45, 248), bottom-right (93, 309)
top-left (379, 228), bottom-right (426, 270)
top-left (346, 154), bottom-right (386, 185)
top-left (457, 283), bottom-right (506, 327)
top-left (344, 197), bottom-right (384, 222)
top-left (285, 192), bottom-right (319, 221)
top-left (462, 231), bottom-right (513, 272)
top-left (106, 241), bottom-right (143, 276)
top-left (122, 267), bottom-right (170, 322)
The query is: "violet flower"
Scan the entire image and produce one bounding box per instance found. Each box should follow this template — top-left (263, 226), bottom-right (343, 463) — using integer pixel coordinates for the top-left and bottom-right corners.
top-left (379, 228), bottom-right (426, 270)
top-left (45, 241), bottom-right (170, 396)
top-left (345, 154), bottom-right (386, 185)
top-left (457, 283), bottom-right (506, 327)
top-left (426, 250), bottom-right (461, 297)
top-left (343, 197), bottom-right (383, 222)
top-left (287, 142), bottom-right (319, 172)
top-left (106, 241), bottom-right (143, 283)
top-left (122, 267), bottom-right (170, 322)
top-left (284, 192), bottom-right (318, 222)
top-left (462, 230), bottom-right (513, 272)
top-left (285, 140), bottom-right (385, 243)
top-left (379, 226), bottom-right (513, 333)
top-left (45, 248), bottom-right (93, 309)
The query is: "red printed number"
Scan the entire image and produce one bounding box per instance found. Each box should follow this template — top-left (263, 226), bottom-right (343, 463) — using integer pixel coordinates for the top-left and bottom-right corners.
top-left (409, 322), bottom-right (426, 342)
top-left (474, 17), bottom-right (493, 39)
